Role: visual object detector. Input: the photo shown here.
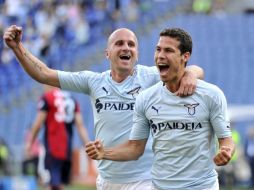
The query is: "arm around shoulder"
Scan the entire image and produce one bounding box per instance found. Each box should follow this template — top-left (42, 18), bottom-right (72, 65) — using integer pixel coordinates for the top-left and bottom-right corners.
top-left (176, 65), bottom-right (204, 96)
top-left (186, 65), bottom-right (204, 80)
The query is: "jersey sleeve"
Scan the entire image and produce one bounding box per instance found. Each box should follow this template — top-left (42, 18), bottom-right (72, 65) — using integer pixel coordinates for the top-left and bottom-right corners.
top-left (130, 92), bottom-right (150, 140)
top-left (57, 70), bottom-right (97, 94)
top-left (143, 66), bottom-right (160, 83)
top-left (209, 87), bottom-right (231, 138)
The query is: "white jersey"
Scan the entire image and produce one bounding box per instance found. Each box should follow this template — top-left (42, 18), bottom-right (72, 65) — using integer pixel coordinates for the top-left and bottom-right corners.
top-left (58, 65), bottom-right (160, 183)
top-left (130, 80), bottom-right (231, 190)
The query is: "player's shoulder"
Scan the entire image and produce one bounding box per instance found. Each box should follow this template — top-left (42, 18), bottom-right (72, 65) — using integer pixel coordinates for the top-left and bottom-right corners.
top-left (197, 79), bottom-right (225, 97)
top-left (136, 65), bottom-right (157, 74)
top-left (135, 82), bottom-right (162, 108)
top-left (138, 81), bottom-right (162, 97)
top-left (77, 69), bottom-right (110, 78)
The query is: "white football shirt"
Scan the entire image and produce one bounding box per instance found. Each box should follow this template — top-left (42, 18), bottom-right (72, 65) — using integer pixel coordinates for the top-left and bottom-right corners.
top-left (58, 65), bottom-right (160, 183)
top-left (130, 80), bottom-right (231, 190)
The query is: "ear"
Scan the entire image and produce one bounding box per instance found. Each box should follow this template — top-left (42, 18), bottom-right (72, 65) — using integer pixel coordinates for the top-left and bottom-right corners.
top-left (105, 49), bottom-right (109, 59)
top-left (183, 52), bottom-right (190, 62)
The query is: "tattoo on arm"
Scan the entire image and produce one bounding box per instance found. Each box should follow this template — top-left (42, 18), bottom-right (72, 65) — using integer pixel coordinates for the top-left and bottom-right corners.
top-left (17, 44), bottom-right (42, 71)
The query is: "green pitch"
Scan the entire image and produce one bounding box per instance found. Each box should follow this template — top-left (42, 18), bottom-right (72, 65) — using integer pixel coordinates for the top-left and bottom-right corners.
top-left (39, 184), bottom-right (96, 190)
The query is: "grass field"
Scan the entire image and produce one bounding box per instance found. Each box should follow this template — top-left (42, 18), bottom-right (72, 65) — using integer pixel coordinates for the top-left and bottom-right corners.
top-left (63, 185), bottom-right (96, 190)
top-left (39, 184), bottom-right (96, 190)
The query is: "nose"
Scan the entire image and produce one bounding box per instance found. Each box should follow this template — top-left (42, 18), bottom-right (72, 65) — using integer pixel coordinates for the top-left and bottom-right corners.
top-left (122, 42), bottom-right (130, 51)
top-left (157, 51), bottom-right (165, 60)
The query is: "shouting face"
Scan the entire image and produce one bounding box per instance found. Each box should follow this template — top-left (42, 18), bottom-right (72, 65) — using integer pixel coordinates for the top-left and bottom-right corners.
top-left (154, 36), bottom-right (190, 85)
top-left (106, 28), bottom-right (138, 75)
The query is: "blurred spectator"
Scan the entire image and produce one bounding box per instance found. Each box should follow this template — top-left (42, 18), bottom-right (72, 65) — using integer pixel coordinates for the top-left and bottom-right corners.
top-left (67, 3), bottom-right (90, 46)
top-left (0, 137), bottom-right (10, 175)
top-left (122, 0), bottom-right (139, 22)
top-left (192, 0), bottom-right (212, 14)
top-left (1, 47), bottom-right (13, 64)
top-left (243, 0), bottom-right (254, 14)
top-left (212, 0), bottom-right (227, 14)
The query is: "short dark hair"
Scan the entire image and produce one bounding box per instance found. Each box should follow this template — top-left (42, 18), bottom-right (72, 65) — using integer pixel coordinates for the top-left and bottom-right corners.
top-left (159, 28), bottom-right (192, 55)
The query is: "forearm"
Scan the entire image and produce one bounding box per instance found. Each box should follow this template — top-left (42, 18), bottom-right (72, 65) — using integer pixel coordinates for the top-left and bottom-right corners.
top-left (103, 142), bottom-right (143, 161)
top-left (75, 113), bottom-right (90, 144)
top-left (12, 42), bottom-right (59, 87)
top-left (29, 112), bottom-right (46, 146)
top-left (29, 125), bottom-right (40, 146)
top-left (186, 65), bottom-right (204, 79)
top-left (78, 127), bottom-right (90, 145)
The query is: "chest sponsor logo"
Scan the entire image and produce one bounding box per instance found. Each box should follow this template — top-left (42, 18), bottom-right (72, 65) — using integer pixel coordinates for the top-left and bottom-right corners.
top-left (95, 99), bottom-right (135, 113)
top-left (149, 119), bottom-right (202, 134)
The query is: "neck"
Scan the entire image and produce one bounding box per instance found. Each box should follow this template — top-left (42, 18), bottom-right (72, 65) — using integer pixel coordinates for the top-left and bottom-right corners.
top-left (165, 72), bottom-right (184, 93)
top-left (165, 81), bottom-right (179, 93)
top-left (111, 69), bottom-right (134, 83)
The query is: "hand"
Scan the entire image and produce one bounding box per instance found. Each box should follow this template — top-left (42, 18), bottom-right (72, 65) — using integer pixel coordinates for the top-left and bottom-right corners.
top-left (175, 70), bottom-right (197, 97)
top-left (213, 146), bottom-right (233, 166)
top-left (3, 25), bottom-right (23, 49)
top-left (24, 143), bottom-right (32, 159)
top-left (85, 140), bottom-right (104, 160)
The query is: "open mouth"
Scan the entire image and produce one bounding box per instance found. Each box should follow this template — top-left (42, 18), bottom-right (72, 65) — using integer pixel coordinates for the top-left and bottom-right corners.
top-left (158, 64), bottom-right (169, 73)
top-left (119, 55), bottom-right (131, 60)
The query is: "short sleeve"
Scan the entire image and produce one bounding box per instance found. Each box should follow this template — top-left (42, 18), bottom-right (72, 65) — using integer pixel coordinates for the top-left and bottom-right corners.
top-left (130, 93), bottom-right (150, 140)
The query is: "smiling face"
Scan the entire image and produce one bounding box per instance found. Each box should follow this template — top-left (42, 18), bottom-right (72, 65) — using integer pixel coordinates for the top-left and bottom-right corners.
top-left (106, 28), bottom-right (138, 75)
top-left (154, 36), bottom-right (190, 85)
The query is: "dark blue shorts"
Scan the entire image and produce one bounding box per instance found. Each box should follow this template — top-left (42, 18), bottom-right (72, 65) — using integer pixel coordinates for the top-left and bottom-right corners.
top-left (45, 154), bottom-right (71, 186)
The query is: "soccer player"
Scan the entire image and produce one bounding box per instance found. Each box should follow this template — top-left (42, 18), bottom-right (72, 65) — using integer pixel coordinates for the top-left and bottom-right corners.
top-left (4, 25), bottom-right (204, 190)
top-left (26, 85), bottom-right (89, 190)
top-left (85, 28), bottom-right (235, 190)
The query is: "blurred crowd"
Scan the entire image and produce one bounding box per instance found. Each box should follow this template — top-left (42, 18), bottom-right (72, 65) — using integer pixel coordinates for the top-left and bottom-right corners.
top-left (0, 0), bottom-right (150, 66)
top-left (1, 0), bottom-right (254, 189)
top-left (0, 0), bottom-right (159, 99)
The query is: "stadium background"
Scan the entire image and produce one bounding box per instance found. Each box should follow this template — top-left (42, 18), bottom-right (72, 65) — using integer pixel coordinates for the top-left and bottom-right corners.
top-left (1, 0), bottom-right (254, 189)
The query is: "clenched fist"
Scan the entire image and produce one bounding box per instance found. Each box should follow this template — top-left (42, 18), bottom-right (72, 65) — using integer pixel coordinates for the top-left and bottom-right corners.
top-left (213, 146), bottom-right (233, 166)
top-left (3, 25), bottom-right (23, 49)
top-left (85, 140), bottom-right (105, 160)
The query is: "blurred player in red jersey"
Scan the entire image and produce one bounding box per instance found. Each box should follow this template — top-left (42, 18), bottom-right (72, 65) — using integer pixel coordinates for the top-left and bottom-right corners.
top-left (26, 85), bottom-right (90, 190)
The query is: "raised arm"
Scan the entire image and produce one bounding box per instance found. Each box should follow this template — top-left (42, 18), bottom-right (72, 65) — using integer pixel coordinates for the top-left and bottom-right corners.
top-left (213, 137), bottom-right (235, 166)
top-left (176, 65), bottom-right (204, 96)
top-left (3, 25), bottom-right (60, 87)
top-left (86, 139), bottom-right (147, 161)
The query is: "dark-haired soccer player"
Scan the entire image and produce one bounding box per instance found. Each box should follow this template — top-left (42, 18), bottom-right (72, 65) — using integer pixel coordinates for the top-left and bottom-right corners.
top-left (86, 28), bottom-right (235, 190)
